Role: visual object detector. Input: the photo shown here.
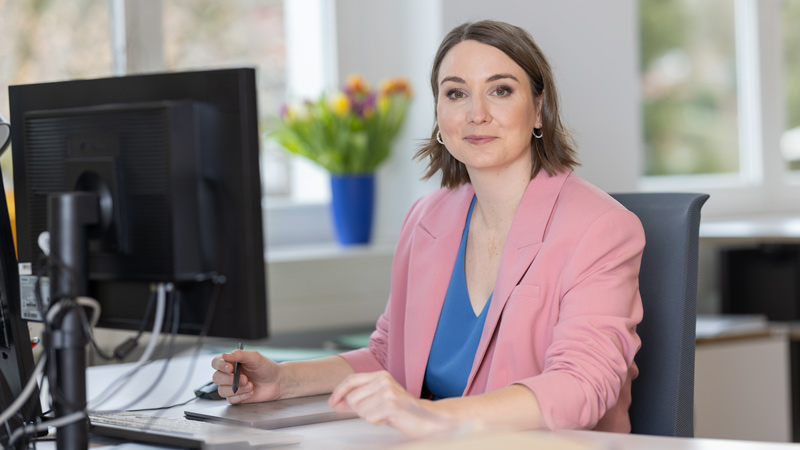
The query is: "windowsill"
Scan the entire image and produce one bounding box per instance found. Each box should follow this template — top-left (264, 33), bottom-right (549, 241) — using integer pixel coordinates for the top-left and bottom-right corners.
top-left (266, 242), bottom-right (395, 264)
top-left (638, 173), bottom-right (760, 191)
top-left (263, 196), bottom-right (328, 210)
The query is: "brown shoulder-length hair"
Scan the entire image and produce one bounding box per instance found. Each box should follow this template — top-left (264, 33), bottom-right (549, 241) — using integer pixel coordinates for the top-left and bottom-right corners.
top-left (415, 20), bottom-right (579, 189)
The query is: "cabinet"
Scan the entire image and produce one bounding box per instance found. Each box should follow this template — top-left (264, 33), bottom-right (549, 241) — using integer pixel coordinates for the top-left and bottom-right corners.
top-left (694, 328), bottom-right (792, 442)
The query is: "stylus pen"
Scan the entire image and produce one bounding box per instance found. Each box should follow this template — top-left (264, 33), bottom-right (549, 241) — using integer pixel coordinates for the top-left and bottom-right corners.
top-left (232, 342), bottom-right (243, 394)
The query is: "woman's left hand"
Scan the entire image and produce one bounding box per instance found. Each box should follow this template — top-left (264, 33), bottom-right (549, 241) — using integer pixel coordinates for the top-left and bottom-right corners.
top-left (328, 371), bottom-right (463, 438)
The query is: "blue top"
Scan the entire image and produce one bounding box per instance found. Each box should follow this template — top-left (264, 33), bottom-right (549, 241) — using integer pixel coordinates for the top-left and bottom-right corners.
top-left (423, 197), bottom-right (492, 399)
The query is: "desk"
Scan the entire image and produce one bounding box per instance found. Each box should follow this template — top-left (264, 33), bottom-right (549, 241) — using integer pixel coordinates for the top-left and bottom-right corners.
top-left (700, 215), bottom-right (800, 243)
top-left (190, 420), bottom-right (800, 450)
top-left (55, 353), bottom-right (800, 449)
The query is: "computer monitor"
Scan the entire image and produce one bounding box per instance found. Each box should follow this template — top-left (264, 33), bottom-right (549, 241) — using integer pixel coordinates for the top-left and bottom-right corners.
top-left (7, 68), bottom-right (269, 448)
top-left (0, 182), bottom-right (41, 447)
top-left (9, 68), bottom-right (268, 340)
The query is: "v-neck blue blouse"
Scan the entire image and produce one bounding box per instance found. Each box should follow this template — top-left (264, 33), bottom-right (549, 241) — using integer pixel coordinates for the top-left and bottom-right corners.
top-left (423, 197), bottom-right (492, 399)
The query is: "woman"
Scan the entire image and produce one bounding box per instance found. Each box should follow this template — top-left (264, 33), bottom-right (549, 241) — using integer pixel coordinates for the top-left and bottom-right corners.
top-left (212, 20), bottom-right (644, 437)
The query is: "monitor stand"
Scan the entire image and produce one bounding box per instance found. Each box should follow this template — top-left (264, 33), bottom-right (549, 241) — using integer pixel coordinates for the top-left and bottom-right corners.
top-left (47, 192), bottom-right (99, 450)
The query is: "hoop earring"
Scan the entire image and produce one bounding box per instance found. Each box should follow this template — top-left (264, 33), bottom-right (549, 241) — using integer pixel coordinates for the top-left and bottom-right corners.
top-left (533, 128), bottom-right (543, 139)
top-left (436, 130), bottom-right (444, 145)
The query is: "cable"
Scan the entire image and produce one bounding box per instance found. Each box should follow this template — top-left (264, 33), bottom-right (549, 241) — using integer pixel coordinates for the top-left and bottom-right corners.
top-left (78, 304), bottom-right (115, 362)
top-left (126, 396), bottom-right (198, 412)
top-left (199, 275), bottom-right (226, 340)
top-left (5, 411), bottom-right (86, 449)
top-left (113, 289), bottom-right (181, 411)
top-left (42, 300), bottom-right (91, 412)
top-left (88, 276), bottom-right (224, 422)
top-left (0, 354), bottom-right (47, 431)
top-left (75, 296), bottom-right (100, 327)
top-left (19, 274), bottom-right (225, 441)
top-left (31, 257), bottom-right (60, 416)
top-left (30, 255), bottom-right (109, 417)
top-left (88, 283), bottom-right (168, 410)
top-left (135, 288), bottom-right (159, 337)
top-left (118, 277), bottom-right (226, 419)
top-left (32, 260), bottom-right (52, 335)
top-left (134, 283), bottom-right (168, 367)
top-left (22, 248), bottom-right (227, 444)
top-left (1, 422), bottom-right (11, 448)
top-left (85, 361), bottom-right (154, 411)
top-left (80, 289), bottom-right (158, 363)
top-left (158, 276), bottom-right (226, 411)
top-left (113, 288), bottom-right (158, 360)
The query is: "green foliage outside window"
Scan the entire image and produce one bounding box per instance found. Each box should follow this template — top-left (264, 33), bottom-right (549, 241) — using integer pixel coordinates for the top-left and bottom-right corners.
top-left (639, 0), bottom-right (739, 176)
top-left (784, 1), bottom-right (800, 171)
top-left (0, 0), bottom-right (111, 183)
top-left (785, 1), bottom-right (800, 130)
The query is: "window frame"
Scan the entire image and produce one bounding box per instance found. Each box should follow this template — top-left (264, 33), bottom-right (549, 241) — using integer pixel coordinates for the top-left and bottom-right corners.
top-left (639, 0), bottom-right (798, 219)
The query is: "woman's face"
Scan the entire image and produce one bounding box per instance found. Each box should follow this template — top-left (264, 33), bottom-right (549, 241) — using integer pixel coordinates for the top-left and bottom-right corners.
top-left (437, 40), bottom-right (539, 177)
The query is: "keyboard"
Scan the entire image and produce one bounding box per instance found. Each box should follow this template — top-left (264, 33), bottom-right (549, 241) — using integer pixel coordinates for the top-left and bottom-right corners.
top-left (89, 411), bottom-right (302, 449)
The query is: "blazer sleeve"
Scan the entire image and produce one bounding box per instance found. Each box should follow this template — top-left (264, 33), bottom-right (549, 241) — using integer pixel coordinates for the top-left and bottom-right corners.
top-left (337, 315), bottom-right (390, 373)
top-left (337, 196), bottom-right (427, 374)
top-left (518, 207), bottom-right (645, 430)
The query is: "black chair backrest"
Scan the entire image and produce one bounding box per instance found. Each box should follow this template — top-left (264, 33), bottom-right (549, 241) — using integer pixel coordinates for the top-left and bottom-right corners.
top-left (610, 193), bottom-right (709, 437)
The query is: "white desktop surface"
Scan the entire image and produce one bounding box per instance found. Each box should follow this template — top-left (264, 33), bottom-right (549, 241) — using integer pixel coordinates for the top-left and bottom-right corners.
top-left (35, 353), bottom-right (800, 449)
top-left (700, 215), bottom-right (800, 242)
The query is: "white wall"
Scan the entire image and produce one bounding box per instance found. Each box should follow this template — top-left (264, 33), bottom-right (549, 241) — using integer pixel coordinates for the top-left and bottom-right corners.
top-left (439, 0), bottom-right (642, 193)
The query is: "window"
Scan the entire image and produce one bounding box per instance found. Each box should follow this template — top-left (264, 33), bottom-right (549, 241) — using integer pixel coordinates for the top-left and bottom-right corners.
top-left (0, 0), bottom-right (113, 186)
top-left (0, 0), bottom-right (334, 246)
top-left (782, 0), bottom-right (800, 172)
top-left (163, 0), bottom-right (292, 196)
top-left (2, 0), bottom-right (332, 202)
top-left (637, 0), bottom-right (800, 217)
top-left (639, 0), bottom-right (740, 177)
top-left (161, 0), bottom-right (332, 204)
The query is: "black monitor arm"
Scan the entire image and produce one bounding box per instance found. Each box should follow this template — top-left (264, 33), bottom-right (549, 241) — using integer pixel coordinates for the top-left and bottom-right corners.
top-left (47, 192), bottom-right (99, 450)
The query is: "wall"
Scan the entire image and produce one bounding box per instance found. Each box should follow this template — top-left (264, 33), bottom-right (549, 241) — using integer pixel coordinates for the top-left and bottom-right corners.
top-left (439, 0), bottom-right (642, 194)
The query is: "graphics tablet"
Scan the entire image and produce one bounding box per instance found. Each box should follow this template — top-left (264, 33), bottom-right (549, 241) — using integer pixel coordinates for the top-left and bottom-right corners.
top-left (185, 394), bottom-right (358, 430)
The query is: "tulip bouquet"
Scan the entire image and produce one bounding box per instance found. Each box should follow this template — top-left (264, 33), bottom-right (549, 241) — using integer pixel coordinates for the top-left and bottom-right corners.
top-left (271, 75), bottom-right (412, 174)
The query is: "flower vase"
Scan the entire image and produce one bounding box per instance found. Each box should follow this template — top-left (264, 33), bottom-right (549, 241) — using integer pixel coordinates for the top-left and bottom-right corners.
top-left (330, 174), bottom-right (375, 245)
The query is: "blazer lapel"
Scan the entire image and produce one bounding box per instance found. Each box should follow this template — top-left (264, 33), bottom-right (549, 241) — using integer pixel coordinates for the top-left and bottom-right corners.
top-left (464, 171), bottom-right (571, 392)
top-left (403, 184), bottom-right (475, 397)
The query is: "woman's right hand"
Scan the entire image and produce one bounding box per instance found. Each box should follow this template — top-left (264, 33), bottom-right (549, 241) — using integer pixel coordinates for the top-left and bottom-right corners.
top-left (211, 350), bottom-right (283, 404)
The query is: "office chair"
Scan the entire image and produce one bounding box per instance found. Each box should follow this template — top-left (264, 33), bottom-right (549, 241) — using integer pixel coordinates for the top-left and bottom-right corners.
top-left (610, 192), bottom-right (709, 437)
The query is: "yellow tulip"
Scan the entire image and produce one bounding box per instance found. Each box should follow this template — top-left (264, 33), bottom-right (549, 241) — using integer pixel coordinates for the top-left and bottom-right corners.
top-left (377, 94), bottom-right (390, 114)
top-left (330, 93), bottom-right (350, 117)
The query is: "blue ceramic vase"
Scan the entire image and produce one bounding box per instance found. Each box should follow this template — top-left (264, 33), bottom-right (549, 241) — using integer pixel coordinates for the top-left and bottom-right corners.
top-left (330, 174), bottom-right (375, 245)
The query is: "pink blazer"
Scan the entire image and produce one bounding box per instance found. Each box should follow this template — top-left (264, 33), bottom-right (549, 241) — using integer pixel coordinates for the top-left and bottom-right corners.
top-left (340, 170), bottom-right (645, 432)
